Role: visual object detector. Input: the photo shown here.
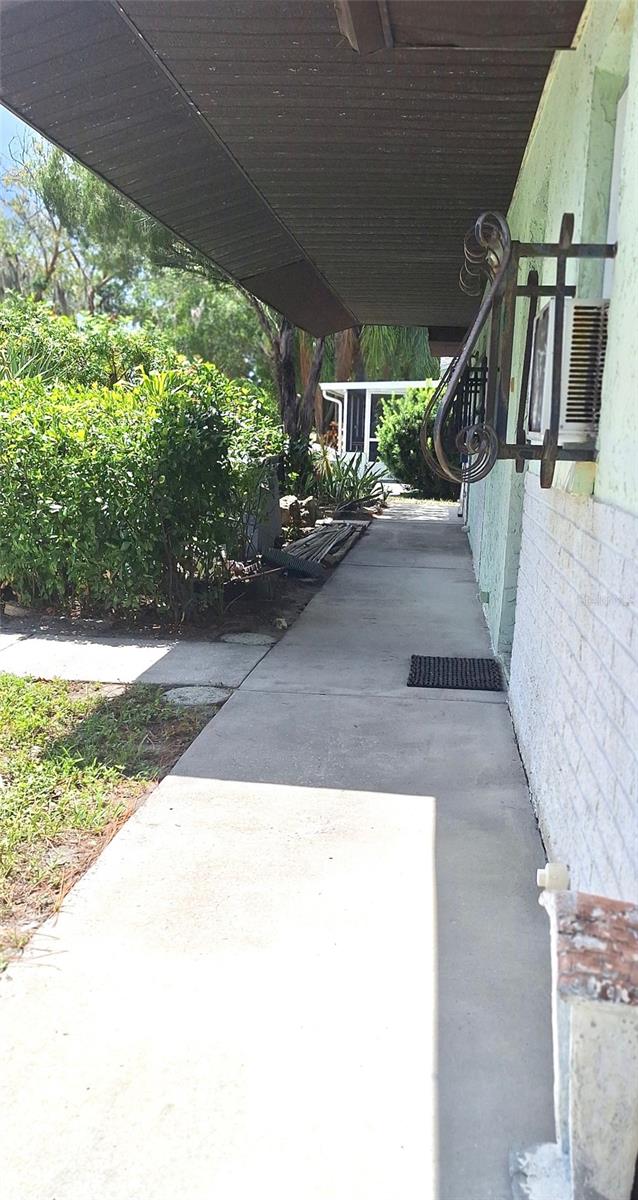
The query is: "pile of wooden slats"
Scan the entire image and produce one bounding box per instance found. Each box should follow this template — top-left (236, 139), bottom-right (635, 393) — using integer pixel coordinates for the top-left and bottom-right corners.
top-left (263, 521), bottom-right (365, 577)
top-left (286, 521), bottom-right (364, 565)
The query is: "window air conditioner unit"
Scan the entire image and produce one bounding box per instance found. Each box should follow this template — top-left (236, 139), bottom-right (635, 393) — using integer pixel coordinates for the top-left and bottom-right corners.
top-left (526, 298), bottom-right (609, 444)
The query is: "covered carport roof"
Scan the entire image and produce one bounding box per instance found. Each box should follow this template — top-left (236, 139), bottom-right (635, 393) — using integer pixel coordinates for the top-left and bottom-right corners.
top-left (0, 0), bottom-right (584, 341)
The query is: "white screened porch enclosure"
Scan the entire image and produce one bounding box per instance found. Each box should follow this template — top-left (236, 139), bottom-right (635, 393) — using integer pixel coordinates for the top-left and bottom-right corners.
top-left (319, 381), bottom-right (430, 479)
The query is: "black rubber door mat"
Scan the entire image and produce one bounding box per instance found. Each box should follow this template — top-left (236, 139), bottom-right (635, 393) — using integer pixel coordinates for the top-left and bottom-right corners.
top-left (407, 655), bottom-right (504, 691)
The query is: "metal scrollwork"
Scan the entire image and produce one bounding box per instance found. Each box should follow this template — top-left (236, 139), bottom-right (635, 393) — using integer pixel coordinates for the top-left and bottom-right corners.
top-left (460, 211), bottom-right (510, 296)
top-left (422, 209), bottom-right (616, 488)
top-left (421, 211), bottom-right (511, 485)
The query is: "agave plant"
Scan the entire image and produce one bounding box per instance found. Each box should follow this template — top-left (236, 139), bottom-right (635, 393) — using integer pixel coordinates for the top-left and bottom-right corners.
top-left (312, 447), bottom-right (386, 509)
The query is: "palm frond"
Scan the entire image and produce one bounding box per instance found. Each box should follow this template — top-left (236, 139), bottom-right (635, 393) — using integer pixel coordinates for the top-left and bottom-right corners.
top-left (359, 324), bottom-right (439, 380)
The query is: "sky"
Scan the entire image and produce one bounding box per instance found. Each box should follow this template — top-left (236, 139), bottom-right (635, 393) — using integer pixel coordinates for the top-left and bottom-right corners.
top-left (0, 105), bottom-right (33, 165)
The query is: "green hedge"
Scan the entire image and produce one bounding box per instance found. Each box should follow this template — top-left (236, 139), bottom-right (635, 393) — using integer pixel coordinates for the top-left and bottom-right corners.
top-left (0, 364), bottom-right (283, 617)
top-left (376, 387), bottom-right (459, 499)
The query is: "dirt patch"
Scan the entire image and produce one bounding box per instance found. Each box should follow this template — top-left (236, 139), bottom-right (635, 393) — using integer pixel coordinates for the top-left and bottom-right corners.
top-left (0, 571), bottom-right (323, 643)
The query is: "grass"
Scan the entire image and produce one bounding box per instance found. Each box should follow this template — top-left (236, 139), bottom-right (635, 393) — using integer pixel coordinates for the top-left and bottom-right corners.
top-left (0, 675), bottom-right (215, 965)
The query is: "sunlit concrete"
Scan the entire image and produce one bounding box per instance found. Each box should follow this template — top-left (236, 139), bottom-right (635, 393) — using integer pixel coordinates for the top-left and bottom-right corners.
top-left (0, 502), bottom-right (552, 1199)
top-left (0, 634), bottom-right (268, 686)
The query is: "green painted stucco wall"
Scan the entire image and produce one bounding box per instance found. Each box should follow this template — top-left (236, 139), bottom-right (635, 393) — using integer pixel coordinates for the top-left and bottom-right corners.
top-left (597, 5), bottom-right (638, 511)
top-left (467, 0), bottom-right (636, 659)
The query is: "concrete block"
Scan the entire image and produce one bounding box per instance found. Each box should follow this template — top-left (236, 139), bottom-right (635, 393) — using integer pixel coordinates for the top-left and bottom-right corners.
top-left (621, 557), bottom-right (638, 611)
top-left (575, 529), bottom-right (602, 577)
top-left (513, 889), bottom-right (638, 1200)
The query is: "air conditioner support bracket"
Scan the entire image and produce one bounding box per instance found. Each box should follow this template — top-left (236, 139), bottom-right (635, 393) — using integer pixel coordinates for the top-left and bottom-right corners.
top-left (421, 212), bottom-right (616, 489)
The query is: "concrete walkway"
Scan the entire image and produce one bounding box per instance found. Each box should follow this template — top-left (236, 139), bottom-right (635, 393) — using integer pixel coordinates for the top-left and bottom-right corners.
top-left (0, 502), bottom-right (552, 1200)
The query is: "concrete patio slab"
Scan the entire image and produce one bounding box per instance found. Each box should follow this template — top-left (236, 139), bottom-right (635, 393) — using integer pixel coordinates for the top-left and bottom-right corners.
top-left (0, 501), bottom-right (552, 1200)
top-left (0, 634), bottom-right (269, 687)
top-left (0, 775), bottom-right (438, 1200)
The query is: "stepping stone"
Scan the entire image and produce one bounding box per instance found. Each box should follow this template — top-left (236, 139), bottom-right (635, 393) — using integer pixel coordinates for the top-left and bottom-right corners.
top-left (164, 686), bottom-right (232, 707)
top-left (220, 632), bottom-right (276, 646)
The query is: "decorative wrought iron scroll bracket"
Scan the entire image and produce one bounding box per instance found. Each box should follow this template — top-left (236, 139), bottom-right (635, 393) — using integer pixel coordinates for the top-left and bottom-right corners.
top-left (421, 211), bottom-right (617, 489)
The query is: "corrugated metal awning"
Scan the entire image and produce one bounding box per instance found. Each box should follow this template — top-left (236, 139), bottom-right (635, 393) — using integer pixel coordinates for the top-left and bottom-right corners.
top-left (0, 0), bottom-right (584, 338)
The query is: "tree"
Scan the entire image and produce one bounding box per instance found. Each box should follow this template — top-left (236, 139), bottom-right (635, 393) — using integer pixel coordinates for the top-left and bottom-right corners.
top-left (325, 324), bottom-right (438, 385)
top-left (315, 324), bottom-right (439, 434)
top-left (2, 137), bottom-right (323, 436)
top-left (334, 326), bottom-right (365, 382)
top-left (0, 139), bottom-right (144, 313)
top-left (1, 143), bottom-right (67, 304)
top-left (127, 271), bottom-right (273, 390)
top-left (132, 227), bottom-right (326, 440)
top-left (246, 309), bottom-right (325, 442)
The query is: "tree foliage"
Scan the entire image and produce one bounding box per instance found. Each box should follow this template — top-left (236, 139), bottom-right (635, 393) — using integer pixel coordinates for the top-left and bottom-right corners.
top-left (0, 139), bottom-right (146, 313)
top-left (359, 325), bottom-right (439, 380)
top-left (127, 272), bottom-right (273, 390)
top-left (322, 324), bottom-right (439, 384)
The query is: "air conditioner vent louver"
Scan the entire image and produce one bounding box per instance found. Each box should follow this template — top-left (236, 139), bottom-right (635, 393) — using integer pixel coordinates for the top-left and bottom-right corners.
top-left (526, 298), bottom-right (609, 446)
top-left (565, 302), bottom-right (608, 428)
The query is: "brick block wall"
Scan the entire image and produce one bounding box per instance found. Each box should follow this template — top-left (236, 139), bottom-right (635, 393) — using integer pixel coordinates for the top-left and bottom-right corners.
top-left (509, 474), bottom-right (638, 901)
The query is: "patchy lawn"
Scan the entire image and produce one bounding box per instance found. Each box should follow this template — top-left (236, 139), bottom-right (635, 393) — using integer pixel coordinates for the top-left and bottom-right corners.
top-left (0, 675), bottom-right (216, 966)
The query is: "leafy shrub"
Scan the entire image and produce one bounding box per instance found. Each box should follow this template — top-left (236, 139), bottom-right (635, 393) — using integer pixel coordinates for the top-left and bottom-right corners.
top-left (0, 364), bottom-right (282, 618)
top-left (221, 373), bottom-right (284, 562)
top-left (222, 373), bottom-right (283, 463)
top-left (0, 293), bottom-right (177, 387)
top-left (312, 449), bottom-right (386, 507)
top-left (376, 386), bottom-right (459, 499)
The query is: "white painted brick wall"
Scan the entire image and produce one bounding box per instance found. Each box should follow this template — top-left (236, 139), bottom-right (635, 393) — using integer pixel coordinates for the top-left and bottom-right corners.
top-left (509, 474), bottom-right (638, 901)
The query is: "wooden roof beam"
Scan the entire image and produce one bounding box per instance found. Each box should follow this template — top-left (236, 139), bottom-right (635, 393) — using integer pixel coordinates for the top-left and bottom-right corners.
top-left (428, 326), bottom-right (467, 357)
top-left (335, 1), bottom-right (394, 55)
top-left (337, 1), bottom-right (584, 54)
